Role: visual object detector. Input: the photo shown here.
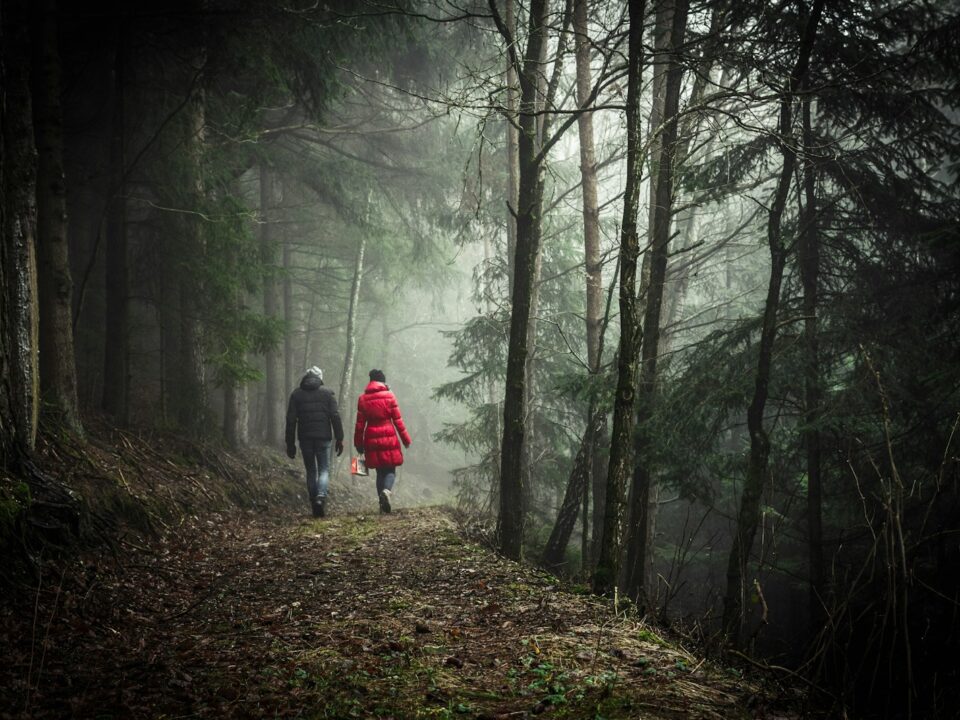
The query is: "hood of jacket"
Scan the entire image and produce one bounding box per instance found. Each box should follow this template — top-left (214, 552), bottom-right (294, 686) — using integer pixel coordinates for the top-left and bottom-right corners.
top-left (300, 374), bottom-right (323, 391)
top-left (363, 381), bottom-right (389, 394)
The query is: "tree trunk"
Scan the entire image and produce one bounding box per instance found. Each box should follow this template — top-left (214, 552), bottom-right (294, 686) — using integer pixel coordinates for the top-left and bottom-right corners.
top-left (30, 0), bottom-right (81, 435)
top-left (493, 0), bottom-right (549, 561)
top-left (624, 0), bottom-right (689, 605)
top-left (176, 69), bottom-right (207, 434)
top-left (1, 0), bottom-right (41, 465)
top-left (722, 0), bottom-right (824, 645)
top-left (504, 0), bottom-right (519, 294)
top-left (338, 232), bottom-right (366, 424)
top-left (574, 0), bottom-right (603, 372)
top-left (594, 0), bottom-right (646, 595)
top-left (799, 92), bottom-right (825, 629)
top-left (223, 378), bottom-right (248, 449)
top-left (158, 227), bottom-right (179, 425)
top-left (283, 224), bottom-right (294, 396)
top-left (573, 0), bottom-right (604, 573)
top-left (102, 32), bottom-right (128, 424)
top-left (483, 231), bottom-right (502, 483)
top-left (541, 404), bottom-right (604, 571)
top-left (260, 161), bottom-right (281, 446)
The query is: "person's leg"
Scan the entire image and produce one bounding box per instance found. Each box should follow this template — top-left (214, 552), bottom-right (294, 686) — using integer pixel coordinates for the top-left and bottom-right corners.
top-left (315, 440), bottom-right (331, 499)
top-left (377, 466), bottom-right (395, 513)
top-left (382, 466), bottom-right (396, 493)
top-left (301, 438), bottom-right (319, 510)
top-left (375, 468), bottom-right (385, 495)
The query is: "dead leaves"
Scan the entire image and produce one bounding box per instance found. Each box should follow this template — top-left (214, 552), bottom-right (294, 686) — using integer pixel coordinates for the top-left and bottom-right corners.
top-left (1, 506), bottom-right (785, 719)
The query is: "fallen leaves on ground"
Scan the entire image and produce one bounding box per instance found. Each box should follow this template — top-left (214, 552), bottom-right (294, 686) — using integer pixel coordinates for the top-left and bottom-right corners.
top-left (1, 507), bottom-right (795, 719)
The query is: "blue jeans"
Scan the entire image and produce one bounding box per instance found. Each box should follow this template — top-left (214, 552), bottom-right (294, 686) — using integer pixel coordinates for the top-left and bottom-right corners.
top-left (301, 438), bottom-right (331, 501)
top-left (376, 466), bottom-right (396, 494)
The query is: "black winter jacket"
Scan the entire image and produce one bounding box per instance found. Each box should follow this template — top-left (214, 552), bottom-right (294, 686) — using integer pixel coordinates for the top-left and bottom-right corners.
top-left (285, 375), bottom-right (344, 449)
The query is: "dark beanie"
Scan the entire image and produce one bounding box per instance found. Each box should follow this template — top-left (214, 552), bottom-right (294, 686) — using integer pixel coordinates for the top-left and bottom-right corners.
top-left (369, 368), bottom-right (386, 383)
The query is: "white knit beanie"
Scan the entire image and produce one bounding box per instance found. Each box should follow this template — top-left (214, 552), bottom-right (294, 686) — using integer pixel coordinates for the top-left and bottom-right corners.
top-left (306, 366), bottom-right (323, 380)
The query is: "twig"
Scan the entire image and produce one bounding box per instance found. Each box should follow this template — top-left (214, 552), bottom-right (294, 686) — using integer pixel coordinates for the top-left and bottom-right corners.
top-left (729, 649), bottom-right (838, 701)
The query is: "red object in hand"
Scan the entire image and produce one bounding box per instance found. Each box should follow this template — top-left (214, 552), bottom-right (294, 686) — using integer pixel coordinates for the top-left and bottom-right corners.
top-left (350, 456), bottom-right (368, 476)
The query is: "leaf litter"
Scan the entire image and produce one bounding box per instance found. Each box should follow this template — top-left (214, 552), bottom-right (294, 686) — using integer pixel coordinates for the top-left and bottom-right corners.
top-left (1, 505), bottom-right (801, 719)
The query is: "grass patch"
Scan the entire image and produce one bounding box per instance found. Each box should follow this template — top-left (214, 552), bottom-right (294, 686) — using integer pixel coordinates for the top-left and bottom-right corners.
top-left (297, 514), bottom-right (377, 547)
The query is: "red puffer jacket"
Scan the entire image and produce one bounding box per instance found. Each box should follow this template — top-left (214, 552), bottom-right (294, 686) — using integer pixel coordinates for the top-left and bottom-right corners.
top-left (354, 381), bottom-right (411, 468)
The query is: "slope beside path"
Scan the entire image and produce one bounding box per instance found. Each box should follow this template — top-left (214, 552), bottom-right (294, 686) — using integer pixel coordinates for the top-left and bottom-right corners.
top-left (2, 505), bottom-right (791, 719)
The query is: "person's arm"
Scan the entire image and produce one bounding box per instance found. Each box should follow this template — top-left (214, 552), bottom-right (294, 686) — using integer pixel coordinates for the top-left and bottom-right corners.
top-left (285, 392), bottom-right (297, 457)
top-left (353, 398), bottom-right (366, 454)
top-left (329, 393), bottom-right (344, 456)
top-left (389, 393), bottom-right (412, 448)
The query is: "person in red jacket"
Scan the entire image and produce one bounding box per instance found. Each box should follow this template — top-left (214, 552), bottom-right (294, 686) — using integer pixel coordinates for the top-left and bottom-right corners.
top-left (354, 369), bottom-right (411, 513)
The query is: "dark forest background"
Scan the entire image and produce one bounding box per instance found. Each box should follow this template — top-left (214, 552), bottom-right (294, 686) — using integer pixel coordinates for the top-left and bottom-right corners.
top-left (1, 1), bottom-right (958, 718)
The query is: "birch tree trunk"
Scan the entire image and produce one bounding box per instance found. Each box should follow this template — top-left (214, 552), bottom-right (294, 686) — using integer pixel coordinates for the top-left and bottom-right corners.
top-left (1, 0), bottom-right (41, 464)
top-left (624, 0), bottom-right (689, 604)
top-left (338, 233), bottom-right (366, 427)
top-left (30, 0), bottom-right (81, 435)
top-left (722, 0), bottom-right (824, 644)
top-left (594, 0), bottom-right (646, 595)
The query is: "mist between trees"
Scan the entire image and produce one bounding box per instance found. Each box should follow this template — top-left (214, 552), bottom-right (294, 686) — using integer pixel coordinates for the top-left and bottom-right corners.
top-left (1, 0), bottom-right (958, 718)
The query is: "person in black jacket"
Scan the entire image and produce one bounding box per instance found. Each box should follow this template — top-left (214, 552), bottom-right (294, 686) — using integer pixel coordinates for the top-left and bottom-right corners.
top-left (285, 366), bottom-right (344, 517)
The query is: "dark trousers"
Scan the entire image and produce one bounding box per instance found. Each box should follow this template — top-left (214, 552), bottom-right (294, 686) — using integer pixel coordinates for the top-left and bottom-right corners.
top-left (300, 438), bottom-right (331, 502)
top-left (375, 466), bottom-right (396, 494)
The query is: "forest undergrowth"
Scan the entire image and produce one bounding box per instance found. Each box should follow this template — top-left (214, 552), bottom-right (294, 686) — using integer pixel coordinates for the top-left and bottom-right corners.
top-left (1, 427), bottom-right (809, 719)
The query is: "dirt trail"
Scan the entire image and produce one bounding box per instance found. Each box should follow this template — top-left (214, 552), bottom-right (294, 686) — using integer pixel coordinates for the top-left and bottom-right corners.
top-left (2, 506), bottom-right (786, 719)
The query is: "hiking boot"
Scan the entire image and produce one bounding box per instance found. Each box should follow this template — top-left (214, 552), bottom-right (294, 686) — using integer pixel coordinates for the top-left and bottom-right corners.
top-left (312, 498), bottom-right (326, 518)
top-left (378, 490), bottom-right (391, 514)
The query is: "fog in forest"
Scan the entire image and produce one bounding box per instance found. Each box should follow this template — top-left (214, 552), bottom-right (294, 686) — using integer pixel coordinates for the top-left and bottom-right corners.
top-left (2, 0), bottom-right (958, 718)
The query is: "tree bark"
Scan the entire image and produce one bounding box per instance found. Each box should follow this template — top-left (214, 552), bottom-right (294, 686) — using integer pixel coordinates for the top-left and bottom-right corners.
top-left (1, 0), bottom-right (41, 465)
top-left (483, 231), bottom-right (502, 481)
top-left (224, 378), bottom-right (248, 449)
top-left (30, 0), bottom-right (81, 435)
top-left (102, 31), bottom-right (128, 425)
top-left (260, 161), bottom-right (281, 446)
top-left (338, 232), bottom-right (366, 425)
top-left (283, 223), bottom-right (294, 397)
top-left (624, 0), bottom-right (689, 605)
top-left (574, 0), bottom-right (605, 574)
top-left (722, 0), bottom-right (824, 645)
top-left (574, 0), bottom-right (603, 372)
top-left (799, 92), bottom-right (825, 629)
top-left (493, 0), bottom-right (549, 561)
top-left (176, 51), bottom-right (207, 434)
top-left (541, 404), bottom-right (604, 571)
top-left (594, 0), bottom-right (646, 595)
top-left (504, 0), bottom-right (519, 294)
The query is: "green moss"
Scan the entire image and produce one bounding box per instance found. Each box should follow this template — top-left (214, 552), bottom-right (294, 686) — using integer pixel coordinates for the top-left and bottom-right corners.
top-left (0, 481), bottom-right (31, 539)
top-left (636, 627), bottom-right (669, 647)
top-left (296, 515), bottom-right (377, 547)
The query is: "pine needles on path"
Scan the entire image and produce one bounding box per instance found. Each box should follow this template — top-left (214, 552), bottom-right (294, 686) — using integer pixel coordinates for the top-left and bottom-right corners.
top-left (2, 506), bottom-right (796, 719)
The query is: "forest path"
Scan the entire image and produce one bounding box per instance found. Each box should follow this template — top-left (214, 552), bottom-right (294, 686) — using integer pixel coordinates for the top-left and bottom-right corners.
top-left (5, 506), bottom-right (782, 719)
